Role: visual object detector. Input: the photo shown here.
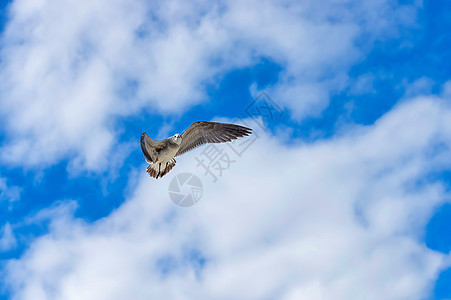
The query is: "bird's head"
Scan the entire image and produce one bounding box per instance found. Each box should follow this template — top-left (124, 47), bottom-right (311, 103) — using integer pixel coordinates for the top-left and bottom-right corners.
top-left (172, 133), bottom-right (182, 144)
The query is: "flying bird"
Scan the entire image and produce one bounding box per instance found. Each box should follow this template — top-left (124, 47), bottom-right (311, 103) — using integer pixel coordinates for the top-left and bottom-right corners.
top-left (140, 121), bottom-right (252, 179)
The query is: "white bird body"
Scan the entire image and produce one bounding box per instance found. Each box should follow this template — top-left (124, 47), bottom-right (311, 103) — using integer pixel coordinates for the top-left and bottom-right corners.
top-left (140, 121), bottom-right (252, 178)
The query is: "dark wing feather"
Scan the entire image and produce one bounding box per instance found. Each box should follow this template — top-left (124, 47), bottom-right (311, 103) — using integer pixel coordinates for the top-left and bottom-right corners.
top-left (140, 132), bottom-right (167, 163)
top-left (175, 121), bottom-right (252, 157)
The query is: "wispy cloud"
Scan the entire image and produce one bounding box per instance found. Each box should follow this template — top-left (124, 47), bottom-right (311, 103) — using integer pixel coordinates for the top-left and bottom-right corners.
top-left (0, 176), bottom-right (21, 208)
top-left (0, 223), bottom-right (17, 252)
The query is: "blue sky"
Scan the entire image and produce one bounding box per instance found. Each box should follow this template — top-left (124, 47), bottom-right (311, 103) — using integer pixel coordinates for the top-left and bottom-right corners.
top-left (1, 0), bottom-right (451, 299)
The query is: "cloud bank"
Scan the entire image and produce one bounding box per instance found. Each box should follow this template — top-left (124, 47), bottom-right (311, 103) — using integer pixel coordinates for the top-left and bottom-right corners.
top-left (4, 94), bottom-right (451, 300)
top-left (0, 0), bottom-right (421, 171)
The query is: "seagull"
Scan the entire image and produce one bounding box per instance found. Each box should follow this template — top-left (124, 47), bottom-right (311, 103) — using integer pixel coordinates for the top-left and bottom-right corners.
top-left (140, 121), bottom-right (252, 179)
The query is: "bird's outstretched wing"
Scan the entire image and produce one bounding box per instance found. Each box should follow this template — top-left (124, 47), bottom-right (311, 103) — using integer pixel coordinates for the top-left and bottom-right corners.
top-left (140, 132), bottom-right (166, 163)
top-left (175, 121), bottom-right (252, 157)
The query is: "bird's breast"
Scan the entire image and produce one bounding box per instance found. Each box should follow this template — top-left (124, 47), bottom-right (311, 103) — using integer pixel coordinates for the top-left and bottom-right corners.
top-left (156, 144), bottom-right (180, 162)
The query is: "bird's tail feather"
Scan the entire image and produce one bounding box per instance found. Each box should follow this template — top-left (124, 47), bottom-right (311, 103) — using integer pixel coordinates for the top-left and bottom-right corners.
top-left (146, 159), bottom-right (176, 179)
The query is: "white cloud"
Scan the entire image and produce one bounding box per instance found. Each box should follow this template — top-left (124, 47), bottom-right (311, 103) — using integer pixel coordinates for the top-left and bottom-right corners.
top-left (4, 95), bottom-right (451, 300)
top-left (349, 73), bottom-right (376, 95)
top-left (0, 177), bottom-right (22, 208)
top-left (0, 0), bottom-right (422, 171)
top-left (442, 80), bottom-right (451, 98)
top-left (401, 77), bottom-right (435, 98)
top-left (0, 223), bottom-right (17, 252)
